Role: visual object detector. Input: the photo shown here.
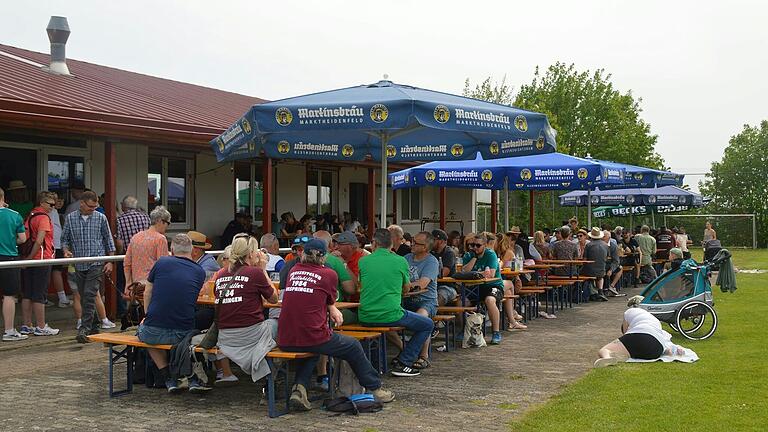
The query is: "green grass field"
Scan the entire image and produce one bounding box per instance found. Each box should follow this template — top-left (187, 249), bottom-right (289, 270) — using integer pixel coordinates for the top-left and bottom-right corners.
top-left (510, 249), bottom-right (767, 432)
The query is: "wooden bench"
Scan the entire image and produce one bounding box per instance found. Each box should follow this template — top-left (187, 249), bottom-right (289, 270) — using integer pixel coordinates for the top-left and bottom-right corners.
top-left (335, 325), bottom-right (404, 373)
top-left (437, 306), bottom-right (477, 315)
top-left (432, 315), bottom-right (456, 351)
top-left (87, 333), bottom-right (316, 418)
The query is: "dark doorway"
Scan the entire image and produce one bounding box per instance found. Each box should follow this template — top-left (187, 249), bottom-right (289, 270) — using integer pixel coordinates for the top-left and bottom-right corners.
top-left (349, 182), bottom-right (368, 223)
top-left (0, 147), bottom-right (37, 203)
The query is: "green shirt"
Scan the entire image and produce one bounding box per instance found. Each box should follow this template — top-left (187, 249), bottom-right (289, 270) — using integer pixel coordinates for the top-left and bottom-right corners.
top-left (635, 234), bottom-right (657, 266)
top-left (8, 202), bottom-right (33, 219)
top-left (0, 207), bottom-right (25, 256)
top-left (325, 253), bottom-right (352, 300)
top-left (358, 247), bottom-right (409, 324)
top-left (463, 249), bottom-right (504, 289)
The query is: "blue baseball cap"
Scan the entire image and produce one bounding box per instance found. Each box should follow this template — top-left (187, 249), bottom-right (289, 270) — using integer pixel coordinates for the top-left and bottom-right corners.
top-left (303, 239), bottom-right (327, 256)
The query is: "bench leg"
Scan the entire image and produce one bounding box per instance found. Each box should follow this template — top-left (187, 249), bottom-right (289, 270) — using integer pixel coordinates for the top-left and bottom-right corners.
top-left (108, 344), bottom-right (134, 397)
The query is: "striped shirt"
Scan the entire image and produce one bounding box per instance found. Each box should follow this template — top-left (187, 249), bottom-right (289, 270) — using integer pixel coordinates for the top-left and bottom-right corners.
top-left (116, 209), bottom-right (150, 248)
top-left (61, 210), bottom-right (116, 271)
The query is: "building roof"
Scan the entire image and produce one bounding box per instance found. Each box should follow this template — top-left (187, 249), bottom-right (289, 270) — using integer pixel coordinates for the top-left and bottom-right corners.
top-left (0, 44), bottom-right (264, 146)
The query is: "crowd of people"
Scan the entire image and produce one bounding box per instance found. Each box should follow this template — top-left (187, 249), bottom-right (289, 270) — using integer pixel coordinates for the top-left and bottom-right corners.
top-left (1, 182), bottom-right (718, 410)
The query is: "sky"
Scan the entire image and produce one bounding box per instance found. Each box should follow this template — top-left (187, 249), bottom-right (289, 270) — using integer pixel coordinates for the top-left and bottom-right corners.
top-left (2, 1), bottom-right (767, 193)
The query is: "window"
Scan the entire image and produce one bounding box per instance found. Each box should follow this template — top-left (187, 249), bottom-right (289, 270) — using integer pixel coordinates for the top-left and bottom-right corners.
top-left (148, 155), bottom-right (191, 225)
top-left (234, 161), bottom-right (263, 221)
top-left (47, 154), bottom-right (85, 209)
top-left (400, 188), bottom-right (421, 220)
top-left (307, 169), bottom-right (335, 216)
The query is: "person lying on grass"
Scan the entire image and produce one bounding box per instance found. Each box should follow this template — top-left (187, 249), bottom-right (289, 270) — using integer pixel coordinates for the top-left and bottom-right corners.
top-left (594, 297), bottom-right (684, 368)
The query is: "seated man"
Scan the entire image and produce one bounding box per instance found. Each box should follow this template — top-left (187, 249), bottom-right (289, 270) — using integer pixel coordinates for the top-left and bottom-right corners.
top-left (137, 234), bottom-right (208, 393)
top-left (402, 231), bottom-right (440, 368)
top-left (188, 230), bottom-right (219, 279)
top-left (581, 228), bottom-right (609, 302)
top-left (668, 248), bottom-right (685, 272)
top-left (359, 229), bottom-right (434, 377)
top-left (550, 226), bottom-right (579, 276)
top-left (259, 233), bottom-right (285, 279)
top-left (278, 239), bottom-right (394, 410)
top-left (462, 234), bottom-right (505, 344)
top-left (430, 229), bottom-right (457, 306)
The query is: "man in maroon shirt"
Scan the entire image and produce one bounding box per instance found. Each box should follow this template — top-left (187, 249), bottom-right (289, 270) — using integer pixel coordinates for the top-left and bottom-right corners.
top-left (278, 239), bottom-right (394, 411)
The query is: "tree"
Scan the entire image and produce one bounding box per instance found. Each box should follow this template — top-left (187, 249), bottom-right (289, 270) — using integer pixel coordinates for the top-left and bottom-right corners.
top-left (700, 121), bottom-right (768, 247)
top-left (462, 76), bottom-right (514, 105)
top-left (514, 62), bottom-right (665, 169)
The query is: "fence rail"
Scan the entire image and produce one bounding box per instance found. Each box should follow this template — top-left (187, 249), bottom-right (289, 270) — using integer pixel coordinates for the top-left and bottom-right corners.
top-left (0, 249), bottom-right (228, 269)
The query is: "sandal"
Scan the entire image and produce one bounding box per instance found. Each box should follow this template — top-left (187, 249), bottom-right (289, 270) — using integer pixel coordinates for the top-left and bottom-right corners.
top-left (412, 357), bottom-right (431, 369)
top-left (507, 321), bottom-right (528, 331)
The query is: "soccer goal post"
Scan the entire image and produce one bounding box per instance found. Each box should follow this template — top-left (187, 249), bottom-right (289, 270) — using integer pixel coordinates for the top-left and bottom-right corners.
top-left (663, 214), bottom-right (757, 249)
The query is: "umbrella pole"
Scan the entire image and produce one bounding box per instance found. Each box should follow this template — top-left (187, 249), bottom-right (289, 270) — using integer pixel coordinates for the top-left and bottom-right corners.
top-left (504, 180), bottom-right (509, 232)
top-left (380, 134), bottom-right (388, 230)
top-left (629, 209), bottom-right (633, 232)
top-left (651, 207), bottom-right (656, 228)
top-left (587, 189), bottom-right (592, 228)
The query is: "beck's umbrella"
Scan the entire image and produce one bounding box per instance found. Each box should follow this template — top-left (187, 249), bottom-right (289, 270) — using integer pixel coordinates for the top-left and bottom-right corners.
top-left (210, 80), bottom-right (557, 228)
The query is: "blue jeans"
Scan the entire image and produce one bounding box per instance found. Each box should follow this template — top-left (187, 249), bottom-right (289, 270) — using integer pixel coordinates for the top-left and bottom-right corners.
top-left (281, 332), bottom-right (381, 391)
top-left (136, 323), bottom-right (190, 345)
top-left (368, 310), bottom-right (434, 366)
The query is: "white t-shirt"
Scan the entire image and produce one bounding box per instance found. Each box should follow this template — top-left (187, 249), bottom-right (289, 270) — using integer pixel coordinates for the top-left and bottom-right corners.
top-left (675, 234), bottom-right (689, 252)
top-left (266, 253), bottom-right (284, 273)
top-left (48, 208), bottom-right (62, 249)
top-left (624, 308), bottom-right (673, 351)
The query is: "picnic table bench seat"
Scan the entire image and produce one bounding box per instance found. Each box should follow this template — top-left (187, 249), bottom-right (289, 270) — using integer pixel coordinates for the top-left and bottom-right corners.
top-left (87, 332), bottom-right (316, 418)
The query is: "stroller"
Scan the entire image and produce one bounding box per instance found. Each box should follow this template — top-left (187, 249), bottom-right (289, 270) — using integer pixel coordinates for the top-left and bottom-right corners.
top-left (703, 239), bottom-right (723, 270)
top-left (636, 249), bottom-right (732, 340)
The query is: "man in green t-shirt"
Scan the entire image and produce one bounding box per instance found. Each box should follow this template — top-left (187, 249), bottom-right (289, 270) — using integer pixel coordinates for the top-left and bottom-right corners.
top-left (359, 229), bottom-right (434, 377)
top-left (462, 233), bottom-right (504, 344)
top-left (635, 225), bottom-right (657, 283)
top-left (1, 187), bottom-right (29, 341)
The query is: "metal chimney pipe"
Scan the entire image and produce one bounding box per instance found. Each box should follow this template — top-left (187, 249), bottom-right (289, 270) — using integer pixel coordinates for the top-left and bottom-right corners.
top-left (46, 16), bottom-right (70, 75)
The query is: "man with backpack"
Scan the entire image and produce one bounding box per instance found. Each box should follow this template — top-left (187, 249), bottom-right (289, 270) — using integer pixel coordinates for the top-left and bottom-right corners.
top-left (19, 191), bottom-right (60, 336)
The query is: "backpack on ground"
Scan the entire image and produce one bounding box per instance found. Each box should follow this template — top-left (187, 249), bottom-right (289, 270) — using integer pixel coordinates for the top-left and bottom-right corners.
top-left (331, 359), bottom-right (365, 397)
top-left (323, 394), bottom-right (383, 415)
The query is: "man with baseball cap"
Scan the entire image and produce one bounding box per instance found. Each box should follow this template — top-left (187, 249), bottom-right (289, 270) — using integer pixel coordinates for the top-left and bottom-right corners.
top-left (278, 239), bottom-right (394, 408)
top-left (187, 231), bottom-right (219, 279)
top-left (336, 231), bottom-right (365, 281)
top-left (430, 229), bottom-right (457, 306)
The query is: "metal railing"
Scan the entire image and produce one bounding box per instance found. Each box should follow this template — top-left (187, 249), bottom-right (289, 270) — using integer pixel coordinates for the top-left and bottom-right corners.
top-left (0, 249), bottom-right (225, 269)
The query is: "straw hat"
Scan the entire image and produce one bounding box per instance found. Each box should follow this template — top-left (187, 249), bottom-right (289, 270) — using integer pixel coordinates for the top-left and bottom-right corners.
top-left (6, 180), bottom-right (26, 191)
top-left (508, 226), bottom-right (522, 234)
top-left (187, 231), bottom-right (212, 249)
top-left (588, 227), bottom-right (603, 239)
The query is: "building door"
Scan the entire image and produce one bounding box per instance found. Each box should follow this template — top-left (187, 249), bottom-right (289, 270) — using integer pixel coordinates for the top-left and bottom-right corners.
top-left (0, 147), bottom-right (37, 208)
top-left (349, 182), bottom-right (367, 223)
top-left (47, 154), bottom-right (85, 209)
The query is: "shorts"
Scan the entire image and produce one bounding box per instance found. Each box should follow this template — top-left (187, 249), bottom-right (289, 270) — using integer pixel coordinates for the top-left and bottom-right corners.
top-left (341, 308), bottom-right (358, 325)
top-left (619, 333), bottom-right (664, 360)
top-left (0, 255), bottom-right (21, 296)
top-left (468, 284), bottom-right (503, 303)
top-left (403, 297), bottom-right (437, 317)
top-left (437, 285), bottom-right (457, 305)
top-left (22, 266), bottom-right (52, 303)
top-left (53, 249), bottom-right (66, 271)
top-left (137, 323), bottom-right (192, 345)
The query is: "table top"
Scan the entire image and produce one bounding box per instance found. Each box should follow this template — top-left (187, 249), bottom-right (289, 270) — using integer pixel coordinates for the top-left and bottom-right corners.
top-left (541, 259), bottom-right (594, 264)
top-left (500, 269), bottom-right (536, 276)
top-left (523, 263), bottom-right (565, 270)
top-left (437, 277), bottom-right (500, 284)
top-left (261, 301), bottom-right (360, 309)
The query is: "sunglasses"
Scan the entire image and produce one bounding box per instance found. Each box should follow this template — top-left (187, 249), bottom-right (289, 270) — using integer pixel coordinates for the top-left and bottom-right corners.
top-left (413, 241), bottom-right (426, 246)
top-left (293, 235), bottom-right (310, 245)
top-left (468, 243), bottom-right (484, 248)
top-left (577, 234), bottom-right (585, 238)
top-left (44, 201), bottom-right (56, 206)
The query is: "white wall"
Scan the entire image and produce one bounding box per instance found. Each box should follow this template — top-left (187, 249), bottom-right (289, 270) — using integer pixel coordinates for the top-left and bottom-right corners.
top-left (274, 161), bottom-right (306, 216)
top-left (195, 152), bottom-right (234, 242)
top-left (116, 142), bottom-right (148, 211)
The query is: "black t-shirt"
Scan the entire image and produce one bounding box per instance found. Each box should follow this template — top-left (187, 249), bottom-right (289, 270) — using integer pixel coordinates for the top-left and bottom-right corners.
top-left (431, 246), bottom-right (456, 277)
top-left (284, 221), bottom-right (302, 234)
top-left (620, 237), bottom-right (639, 265)
top-left (395, 243), bottom-right (412, 257)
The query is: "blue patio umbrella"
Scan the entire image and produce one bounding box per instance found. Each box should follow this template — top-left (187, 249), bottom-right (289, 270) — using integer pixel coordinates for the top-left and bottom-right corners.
top-left (560, 185), bottom-right (704, 227)
top-left (390, 152), bottom-right (625, 230)
top-left (210, 80), bottom-right (557, 227)
top-left (583, 158), bottom-right (683, 189)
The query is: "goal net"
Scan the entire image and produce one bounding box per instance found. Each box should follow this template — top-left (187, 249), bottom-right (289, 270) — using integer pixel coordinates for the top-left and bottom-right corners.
top-left (663, 214), bottom-right (757, 249)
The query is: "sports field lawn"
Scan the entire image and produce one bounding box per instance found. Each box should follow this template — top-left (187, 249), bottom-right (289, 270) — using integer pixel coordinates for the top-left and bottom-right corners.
top-left (510, 249), bottom-right (767, 432)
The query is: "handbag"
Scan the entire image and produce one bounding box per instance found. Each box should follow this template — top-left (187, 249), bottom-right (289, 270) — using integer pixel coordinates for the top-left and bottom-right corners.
top-left (197, 267), bottom-right (243, 349)
top-left (452, 270), bottom-right (484, 280)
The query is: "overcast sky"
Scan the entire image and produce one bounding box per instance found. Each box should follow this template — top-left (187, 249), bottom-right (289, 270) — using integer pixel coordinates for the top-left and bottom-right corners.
top-left (3, 1), bottom-right (767, 192)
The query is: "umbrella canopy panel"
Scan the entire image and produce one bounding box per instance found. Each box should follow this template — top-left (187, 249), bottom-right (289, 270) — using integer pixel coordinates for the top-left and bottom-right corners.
top-left (210, 80), bottom-right (557, 163)
top-left (560, 186), bottom-right (704, 207)
top-left (584, 158), bottom-right (683, 189)
top-left (389, 153), bottom-right (625, 191)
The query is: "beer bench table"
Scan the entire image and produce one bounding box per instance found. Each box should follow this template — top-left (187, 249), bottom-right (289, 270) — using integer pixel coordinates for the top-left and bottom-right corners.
top-left (87, 333), bottom-right (317, 418)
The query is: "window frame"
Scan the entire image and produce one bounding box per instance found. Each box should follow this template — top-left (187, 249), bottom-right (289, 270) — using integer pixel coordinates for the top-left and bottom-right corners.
top-left (148, 153), bottom-right (194, 229)
top-left (399, 188), bottom-right (421, 221)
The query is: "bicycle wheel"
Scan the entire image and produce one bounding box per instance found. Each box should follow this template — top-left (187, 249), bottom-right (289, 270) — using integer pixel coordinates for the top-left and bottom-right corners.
top-left (675, 301), bottom-right (717, 340)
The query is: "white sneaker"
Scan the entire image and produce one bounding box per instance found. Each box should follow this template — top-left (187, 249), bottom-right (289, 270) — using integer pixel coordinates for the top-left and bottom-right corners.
top-left (101, 319), bottom-right (116, 329)
top-left (76, 319), bottom-right (82, 329)
top-left (58, 299), bottom-right (73, 308)
top-left (215, 374), bottom-right (239, 384)
top-left (3, 330), bottom-right (29, 342)
top-left (34, 324), bottom-right (60, 336)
